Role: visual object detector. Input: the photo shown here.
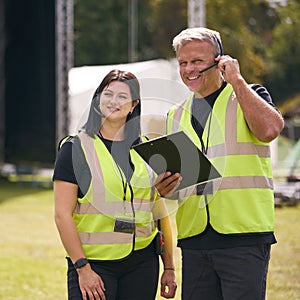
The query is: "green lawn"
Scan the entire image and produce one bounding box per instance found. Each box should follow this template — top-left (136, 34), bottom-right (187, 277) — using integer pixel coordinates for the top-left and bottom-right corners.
top-left (0, 181), bottom-right (299, 300)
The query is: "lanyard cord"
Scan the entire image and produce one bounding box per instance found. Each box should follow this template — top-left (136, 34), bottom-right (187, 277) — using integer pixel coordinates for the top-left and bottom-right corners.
top-left (116, 164), bottom-right (127, 202)
top-left (200, 111), bottom-right (212, 155)
top-left (115, 162), bottom-right (136, 250)
top-left (191, 97), bottom-right (213, 155)
top-left (202, 113), bottom-right (212, 215)
top-left (115, 163), bottom-right (135, 218)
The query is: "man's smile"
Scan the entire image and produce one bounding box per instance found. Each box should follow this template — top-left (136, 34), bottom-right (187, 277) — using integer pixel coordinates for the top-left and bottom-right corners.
top-left (187, 74), bottom-right (201, 81)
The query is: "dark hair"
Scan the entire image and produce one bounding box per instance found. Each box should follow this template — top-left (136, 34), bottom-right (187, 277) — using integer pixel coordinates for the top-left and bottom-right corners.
top-left (82, 69), bottom-right (141, 145)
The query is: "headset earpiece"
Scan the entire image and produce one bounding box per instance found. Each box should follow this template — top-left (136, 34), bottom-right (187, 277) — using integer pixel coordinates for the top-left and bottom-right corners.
top-left (215, 36), bottom-right (224, 57)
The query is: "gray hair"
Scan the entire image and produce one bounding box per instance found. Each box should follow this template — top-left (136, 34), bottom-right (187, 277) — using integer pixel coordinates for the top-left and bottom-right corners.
top-left (172, 27), bottom-right (223, 56)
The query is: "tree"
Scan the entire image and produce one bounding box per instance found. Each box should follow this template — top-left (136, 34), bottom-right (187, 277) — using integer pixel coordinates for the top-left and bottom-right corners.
top-left (74, 0), bottom-right (156, 65)
top-left (72, 0), bottom-right (300, 103)
top-left (205, 0), bottom-right (279, 84)
top-left (147, 0), bottom-right (187, 58)
top-left (147, 0), bottom-right (280, 84)
top-left (264, 0), bottom-right (300, 103)
top-left (74, 0), bottom-right (129, 65)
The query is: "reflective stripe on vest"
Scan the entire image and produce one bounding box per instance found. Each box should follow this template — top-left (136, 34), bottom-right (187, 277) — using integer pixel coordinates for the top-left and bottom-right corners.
top-left (167, 84), bottom-right (274, 236)
top-left (74, 132), bottom-right (157, 259)
top-left (168, 85), bottom-right (272, 192)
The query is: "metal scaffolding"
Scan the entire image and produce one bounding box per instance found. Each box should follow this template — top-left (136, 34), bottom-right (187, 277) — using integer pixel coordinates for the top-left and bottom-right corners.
top-left (0, 0), bottom-right (5, 164)
top-left (56, 0), bottom-right (74, 144)
top-left (128, 0), bottom-right (138, 62)
top-left (188, 0), bottom-right (206, 28)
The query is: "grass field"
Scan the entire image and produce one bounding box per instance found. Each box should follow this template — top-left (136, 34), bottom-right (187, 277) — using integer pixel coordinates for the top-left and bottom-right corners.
top-left (0, 180), bottom-right (299, 300)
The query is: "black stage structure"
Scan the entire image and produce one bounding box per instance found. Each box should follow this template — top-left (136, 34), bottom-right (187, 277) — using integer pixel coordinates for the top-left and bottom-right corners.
top-left (0, 0), bottom-right (73, 168)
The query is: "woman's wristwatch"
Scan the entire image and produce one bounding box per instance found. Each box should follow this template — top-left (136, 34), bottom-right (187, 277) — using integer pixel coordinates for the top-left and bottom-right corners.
top-left (74, 258), bottom-right (89, 269)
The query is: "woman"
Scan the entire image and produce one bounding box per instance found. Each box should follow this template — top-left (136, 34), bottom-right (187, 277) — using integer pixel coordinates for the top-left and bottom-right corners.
top-left (53, 69), bottom-right (177, 300)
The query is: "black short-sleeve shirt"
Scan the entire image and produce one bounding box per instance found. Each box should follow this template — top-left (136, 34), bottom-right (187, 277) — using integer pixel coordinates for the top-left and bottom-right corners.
top-left (179, 82), bottom-right (277, 249)
top-left (52, 136), bottom-right (134, 198)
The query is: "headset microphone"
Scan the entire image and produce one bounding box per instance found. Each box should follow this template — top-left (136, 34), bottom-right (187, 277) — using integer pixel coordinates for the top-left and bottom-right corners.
top-left (198, 60), bottom-right (219, 74)
top-left (199, 36), bottom-right (224, 74)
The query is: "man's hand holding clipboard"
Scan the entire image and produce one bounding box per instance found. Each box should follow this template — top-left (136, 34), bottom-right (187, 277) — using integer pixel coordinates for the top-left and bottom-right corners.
top-left (154, 171), bottom-right (182, 197)
top-left (132, 131), bottom-right (221, 196)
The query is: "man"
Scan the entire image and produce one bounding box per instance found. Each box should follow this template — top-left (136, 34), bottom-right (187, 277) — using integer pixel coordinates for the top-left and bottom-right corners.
top-left (156, 27), bottom-right (284, 300)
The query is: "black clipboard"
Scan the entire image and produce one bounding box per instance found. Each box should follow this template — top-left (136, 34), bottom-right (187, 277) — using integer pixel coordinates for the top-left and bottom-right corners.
top-left (132, 131), bottom-right (221, 191)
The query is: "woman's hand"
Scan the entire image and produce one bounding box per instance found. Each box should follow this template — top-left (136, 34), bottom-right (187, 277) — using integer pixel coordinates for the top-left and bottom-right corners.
top-left (77, 264), bottom-right (106, 300)
top-left (160, 269), bottom-right (177, 298)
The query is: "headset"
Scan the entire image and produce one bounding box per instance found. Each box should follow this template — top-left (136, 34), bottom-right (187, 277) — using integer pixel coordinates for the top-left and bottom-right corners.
top-left (198, 36), bottom-right (224, 74)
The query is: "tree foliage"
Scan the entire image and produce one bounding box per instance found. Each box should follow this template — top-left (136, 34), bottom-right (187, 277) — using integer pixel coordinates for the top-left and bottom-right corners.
top-left (74, 0), bottom-right (129, 65)
top-left (264, 0), bottom-right (300, 102)
top-left (73, 0), bottom-right (299, 103)
top-left (205, 0), bottom-right (278, 84)
top-left (148, 0), bottom-right (187, 58)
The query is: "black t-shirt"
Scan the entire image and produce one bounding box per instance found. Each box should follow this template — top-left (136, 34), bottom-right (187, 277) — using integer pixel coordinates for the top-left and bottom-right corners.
top-left (53, 135), bottom-right (135, 198)
top-left (178, 82), bottom-right (277, 249)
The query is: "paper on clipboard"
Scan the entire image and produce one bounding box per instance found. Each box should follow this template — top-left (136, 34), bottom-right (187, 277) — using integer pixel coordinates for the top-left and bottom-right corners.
top-left (132, 131), bottom-right (221, 191)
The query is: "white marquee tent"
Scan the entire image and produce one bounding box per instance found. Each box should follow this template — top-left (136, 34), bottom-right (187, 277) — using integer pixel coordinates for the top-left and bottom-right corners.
top-left (68, 59), bottom-right (191, 138)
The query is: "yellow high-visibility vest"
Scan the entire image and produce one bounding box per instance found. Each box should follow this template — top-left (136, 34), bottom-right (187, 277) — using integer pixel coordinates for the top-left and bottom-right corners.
top-left (167, 84), bottom-right (274, 239)
top-left (71, 132), bottom-right (158, 260)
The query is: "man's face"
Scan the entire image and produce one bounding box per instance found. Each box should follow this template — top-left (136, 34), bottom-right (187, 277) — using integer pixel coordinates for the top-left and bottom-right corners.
top-left (177, 40), bottom-right (221, 98)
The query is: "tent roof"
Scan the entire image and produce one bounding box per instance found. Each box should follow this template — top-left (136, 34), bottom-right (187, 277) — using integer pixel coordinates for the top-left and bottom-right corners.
top-left (68, 59), bottom-right (191, 134)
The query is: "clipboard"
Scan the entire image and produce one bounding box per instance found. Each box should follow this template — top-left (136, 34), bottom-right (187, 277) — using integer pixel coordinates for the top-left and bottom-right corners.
top-left (132, 131), bottom-right (221, 191)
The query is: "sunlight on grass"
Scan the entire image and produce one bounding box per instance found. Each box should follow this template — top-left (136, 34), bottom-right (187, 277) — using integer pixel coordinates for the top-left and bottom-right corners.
top-left (0, 182), bottom-right (299, 300)
top-left (0, 184), bottom-right (67, 300)
top-left (267, 207), bottom-right (300, 300)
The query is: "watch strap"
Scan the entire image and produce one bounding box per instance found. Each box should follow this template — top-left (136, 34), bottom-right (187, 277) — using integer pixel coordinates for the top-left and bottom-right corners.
top-left (74, 258), bottom-right (88, 269)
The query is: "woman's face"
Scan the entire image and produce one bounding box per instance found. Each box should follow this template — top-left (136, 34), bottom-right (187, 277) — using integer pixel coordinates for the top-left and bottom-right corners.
top-left (99, 81), bottom-right (137, 122)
